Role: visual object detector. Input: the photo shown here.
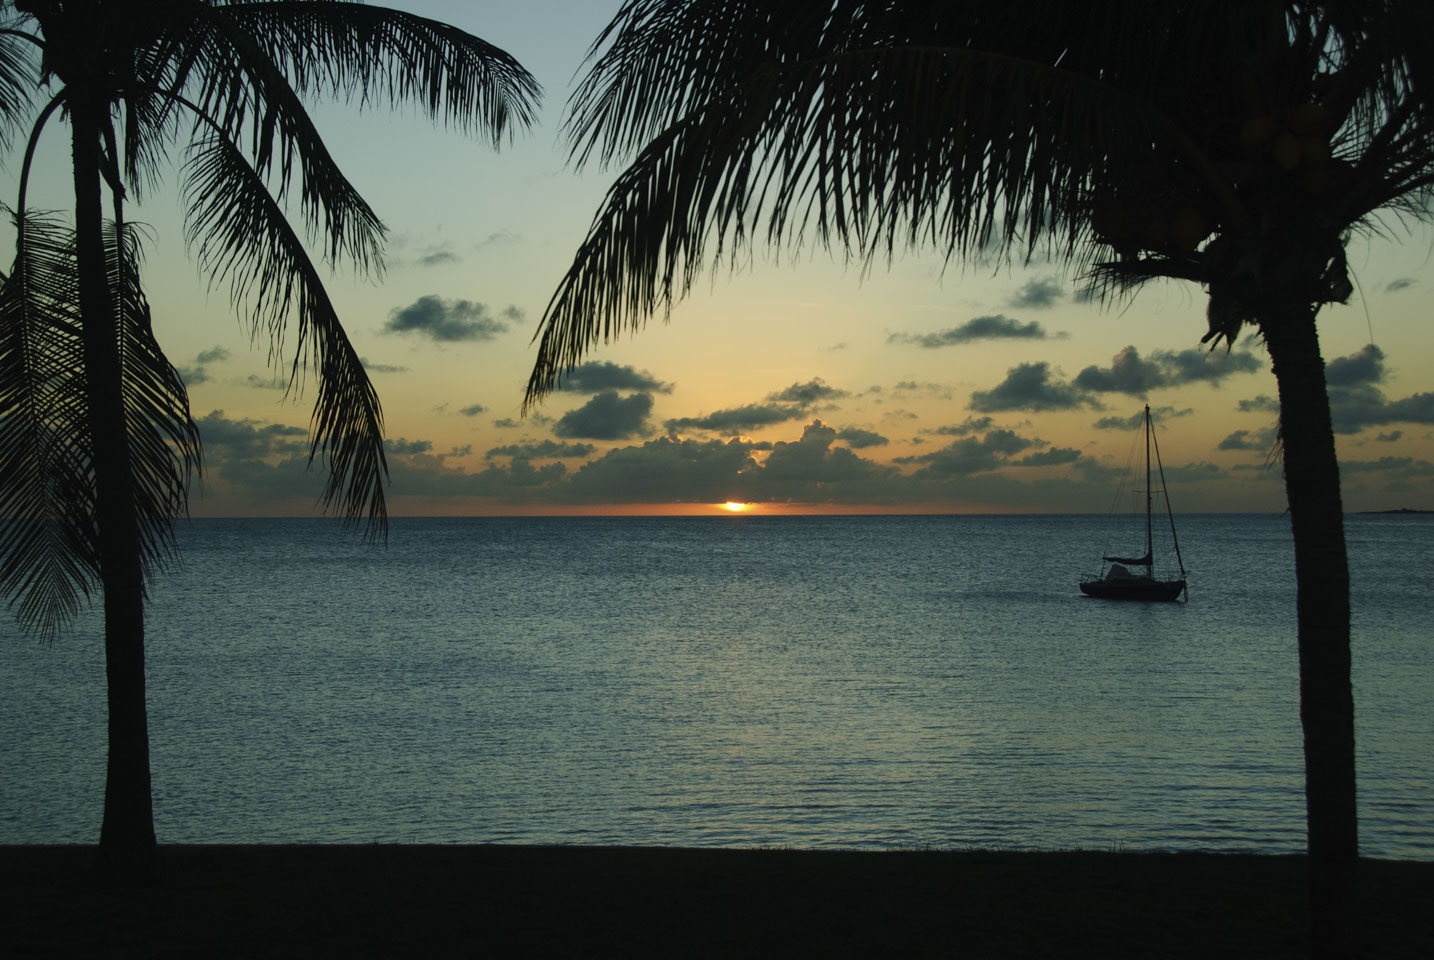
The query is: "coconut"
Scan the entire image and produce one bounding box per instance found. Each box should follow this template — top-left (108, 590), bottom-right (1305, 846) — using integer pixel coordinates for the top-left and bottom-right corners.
top-left (1137, 211), bottom-right (1169, 250)
top-left (1170, 206), bottom-right (1209, 251)
top-left (1239, 115), bottom-right (1276, 147)
top-left (1091, 199), bottom-right (1133, 242)
top-left (1299, 136), bottom-right (1330, 170)
top-left (1272, 132), bottom-right (1302, 171)
top-left (1287, 102), bottom-right (1333, 138)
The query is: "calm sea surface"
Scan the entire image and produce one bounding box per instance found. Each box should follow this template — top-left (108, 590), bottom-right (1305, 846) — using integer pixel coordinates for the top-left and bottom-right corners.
top-left (2, 514), bottom-right (1430, 858)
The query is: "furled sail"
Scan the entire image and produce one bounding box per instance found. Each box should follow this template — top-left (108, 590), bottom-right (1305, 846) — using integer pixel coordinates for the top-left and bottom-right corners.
top-left (1103, 553), bottom-right (1152, 566)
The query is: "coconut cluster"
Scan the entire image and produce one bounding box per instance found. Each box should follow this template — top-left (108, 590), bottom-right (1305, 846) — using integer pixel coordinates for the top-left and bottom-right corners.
top-left (1090, 100), bottom-right (1346, 257)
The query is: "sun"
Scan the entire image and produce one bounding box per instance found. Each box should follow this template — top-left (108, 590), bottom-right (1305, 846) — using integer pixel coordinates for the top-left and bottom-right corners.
top-left (722, 501), bottom-right (748, 512)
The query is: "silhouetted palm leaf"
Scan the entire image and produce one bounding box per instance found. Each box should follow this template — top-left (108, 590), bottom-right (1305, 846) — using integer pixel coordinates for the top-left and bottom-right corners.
top-left (527, 1), bottom-right (1256, 403)
top-left (0, 213), bottom-right (199, 638)
top-left (0, 17), bottom-right (37, 149)
top-left (0, 211), bottom-right (94, 639)
top-left (182, 134), bottom-right (385, 529)
top-left (222, 1), bottom-right (541, 140)
top-left (530, 1), bottom-right (1434, 404)
top-left (106, 220), bottom-right (201, 576)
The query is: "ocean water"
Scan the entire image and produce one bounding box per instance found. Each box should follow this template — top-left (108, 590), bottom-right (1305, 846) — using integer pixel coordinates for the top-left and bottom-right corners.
top-left (1, 514), bottom-right (1430, 858)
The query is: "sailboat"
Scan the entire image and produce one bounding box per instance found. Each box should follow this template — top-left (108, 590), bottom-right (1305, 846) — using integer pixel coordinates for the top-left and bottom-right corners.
top-left (1079, 404), bottom-right (1188, 601)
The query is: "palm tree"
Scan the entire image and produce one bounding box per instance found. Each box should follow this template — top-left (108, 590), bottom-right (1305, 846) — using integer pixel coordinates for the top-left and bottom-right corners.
top-left (525, 2), bottom-right (1434, 955)
top-left (0, 1), bottom-right (538, 868)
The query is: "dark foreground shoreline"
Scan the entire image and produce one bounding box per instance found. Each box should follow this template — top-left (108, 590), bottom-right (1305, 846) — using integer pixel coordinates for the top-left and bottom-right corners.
top-left (4, 846), bottom-right (1430, 958)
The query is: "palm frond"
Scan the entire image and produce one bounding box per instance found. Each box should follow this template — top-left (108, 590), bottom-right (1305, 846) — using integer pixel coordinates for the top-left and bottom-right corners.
top-left (528, 1), bottom-right (1242, 404)
top-left (117, 46), bottom-right (185, 202)
top-left (181, 133), bottom-right (386, 532)
top-left (106, 219), bottom-right (200, 580)
top-left (0, 211), bottom-right (203, 637)
top-left (0, 18), bottom-right (39, 152)
top-left (0, 211), bottom-right (97, 640)
top-left (168, 4), bottom-right (388, 275)
top-left (220, 0), bottom-right (541, 142)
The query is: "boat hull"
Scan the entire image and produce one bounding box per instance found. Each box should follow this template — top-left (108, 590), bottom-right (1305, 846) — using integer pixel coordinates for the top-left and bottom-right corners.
top-left (1079, 578), bottom-right (1187, 602)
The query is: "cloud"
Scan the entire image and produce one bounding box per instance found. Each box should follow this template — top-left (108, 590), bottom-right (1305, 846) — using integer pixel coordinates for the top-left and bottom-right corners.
top-left (459, 404), bottom-right (486, 417)
top-left (556, 361), bottom-right (673, 394)
top-left (1337, 456), bottom-right (1434, 476)
top-left (1218, 429), bottom-right (1277, 452)
top-left (386, 438), bottom-right (433, 455)
top-left (560, 435), bottom-right (762, 503)
top-left (1014, 446), bottom-right (1082, 467)
top-left (1385, 278), bottom-right (1415, 293)
top-left (1376, 430), bottom-right (1402, 443)
top-left (888, 314), bottom-right (1057, 348)
top-left (382, 296), bottom-right (519, 342)
top-left (197, 410), bottom-right (308, 459)
top-left (895, 428), bottom-right (1035, 475)
top-left (417, 249), bottom-right (459, 267)
top-left (1007, 277), bottom-right (1065, 309)
top-left (742, 421), bottom-right (904, 501)
top-left (245, 374), bottom-right (287, 391)
top-left (1329, 386), bottom-right (1434, 433)
top-left (933, 416), bottom-right (996, 436)
top-left (1159, 346), bottom-right (1263, 385)
top-left (1073, 346), bottom-right (1167, 394)
top-left (474, 231), bottom-right (520, 250)
top-left (1161, 461), bottom-right (1225, 483)
top-left (553, 390), bottom-right (655, 440)
top-left (1237, 395), bottom-right (1280, 414)
top-left (970, 362), bottom-right (1095, 412)
top-left (1324, 344), bottom-right (1384, 387)
top-left (1075, 345), bottom-right (1262, 395)
top-left (188, 413), bottom-right (1280, 514)
top-left (494, 420), bottom-right (905, 505)
top-left (664, 378), bottom-right (845, 434)
top-left (178, 345), bottom-right (232, 386)
top-left (892, 380), bottom-right (953, 400)
top-left (1320, 345), bottom-right (1434, 433)
top-left (486, 440), bottom-right (597, 460)
top-left (766, 377), bottom-right (848, 406)
top-left (492, 418), bottom-right (520, 429)
top-left (1092, 406), bottom-right (1192, 431)
top-left (835, 427), bottom-right (888, 449)
top-left (665, 402), bottom-right (807, 433)
top-left (360, 357), bottom-right (409, 374)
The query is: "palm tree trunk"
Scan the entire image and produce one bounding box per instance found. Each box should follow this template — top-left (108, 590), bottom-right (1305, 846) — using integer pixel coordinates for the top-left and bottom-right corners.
top-left (1263, 306), bottom-right (1358, 959)
top-left (70, 93), bottom-right (157, 866)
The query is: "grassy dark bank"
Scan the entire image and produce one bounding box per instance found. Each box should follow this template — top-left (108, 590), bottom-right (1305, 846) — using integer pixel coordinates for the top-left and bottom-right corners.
top-left (4, 846), bottom-right (1429, 958)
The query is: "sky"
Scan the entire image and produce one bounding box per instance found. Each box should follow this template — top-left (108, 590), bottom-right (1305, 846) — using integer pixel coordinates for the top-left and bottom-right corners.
top-left (5, 0), bottom-right (1433, 517)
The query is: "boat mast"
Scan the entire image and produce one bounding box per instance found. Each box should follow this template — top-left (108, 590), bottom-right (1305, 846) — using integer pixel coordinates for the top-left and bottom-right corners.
top-left (1149, 407), bottom-right (1188, 581)
top-left (1144, 404), bottom-right (1153, 572)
